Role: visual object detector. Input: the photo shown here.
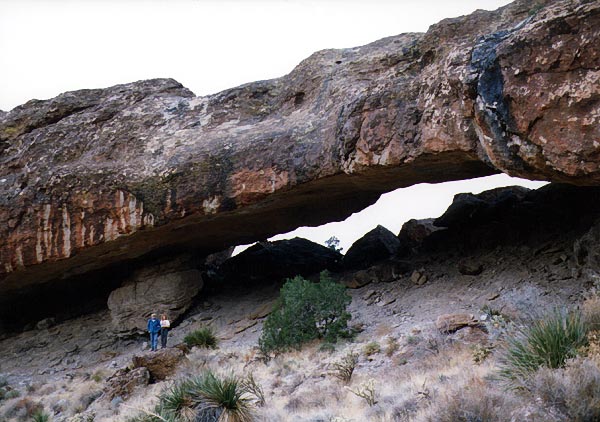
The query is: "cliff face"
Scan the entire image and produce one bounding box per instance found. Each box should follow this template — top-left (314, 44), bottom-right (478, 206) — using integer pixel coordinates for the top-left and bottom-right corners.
top-left (0, 0), bottom-right (598, 293)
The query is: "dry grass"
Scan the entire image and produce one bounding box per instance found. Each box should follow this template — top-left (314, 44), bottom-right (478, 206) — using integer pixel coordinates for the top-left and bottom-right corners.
top-left (421, 375), bottom-right (518, 422)
top-left (583, 295), bottom-right (600, 332)
top-left (526, 356), bottom-right (600, 421)
top-left (16, 264), bottom-right (594, 422)
top-left (363, 342), bottom-right (381, 357)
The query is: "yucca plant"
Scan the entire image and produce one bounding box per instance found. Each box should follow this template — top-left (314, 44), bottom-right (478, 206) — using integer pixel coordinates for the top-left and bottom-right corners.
top-left (158, 379), bottom-right (198, 421)
top-left (184, 327), bottom-right (218, 349)
top-left (499, 309), bottom-right (588, 386)
top-left (192, 371), bottom-right (253, 422)
top-left (127, 371), bottom-right (252, 422)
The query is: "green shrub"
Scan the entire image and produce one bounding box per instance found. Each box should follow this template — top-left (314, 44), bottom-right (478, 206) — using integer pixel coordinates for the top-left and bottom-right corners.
top-left (499, 309), bottom-right (588, 385)
top-left (184, 327), bottom-right (218, 349)
top-left (481, 304), bottom-right (503, 318)
top-left (363, 341), bottom-right (380, 356)
top-left (405, 335), bottom-right (421, 345)
top-left (385, 337), bottom-right (399, 357)
top-left (472, 344), bottom-right (494, 364)
top-left (91, 370), bottom-right (105, 383)
top-left (32, 410), bottom-right (51, 422)
top-left (258, 271), bottom-right (352, 355)
top-left (319, 342), bottom-right (336, 353)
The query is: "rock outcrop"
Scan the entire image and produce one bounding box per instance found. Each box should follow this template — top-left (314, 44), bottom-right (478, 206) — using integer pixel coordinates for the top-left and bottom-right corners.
top-left (343, 225), bottom-right (403, 270)
top-left (107, 256), bottom-right (203, 334)
top-left (0, 0), bottom-right (598, 300)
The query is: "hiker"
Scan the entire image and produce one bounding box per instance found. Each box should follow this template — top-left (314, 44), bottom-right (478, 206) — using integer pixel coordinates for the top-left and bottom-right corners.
top-left (147, 313), bottom-right (161, 352)
top-left (160, 314), bottom-right (171, 349)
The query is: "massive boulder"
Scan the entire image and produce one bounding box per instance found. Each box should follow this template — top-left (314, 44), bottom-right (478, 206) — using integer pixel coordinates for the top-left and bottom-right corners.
top-left (343, 225), bottom-right (403, 270)
top-left (107, 255), bottom-right (203, 334)
top-left (0, 0), bottom-right (598, 300)
top-left (132, 348), bottom-right (185, 382)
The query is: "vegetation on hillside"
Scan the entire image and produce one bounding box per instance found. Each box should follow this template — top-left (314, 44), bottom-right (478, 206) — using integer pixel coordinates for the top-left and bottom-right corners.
top-left (258, 271), bottom-right (352, 355)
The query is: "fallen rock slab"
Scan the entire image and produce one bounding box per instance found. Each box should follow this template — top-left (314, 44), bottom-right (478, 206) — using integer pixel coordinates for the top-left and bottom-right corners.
top-left (436, 313), bottom-right (481, 333)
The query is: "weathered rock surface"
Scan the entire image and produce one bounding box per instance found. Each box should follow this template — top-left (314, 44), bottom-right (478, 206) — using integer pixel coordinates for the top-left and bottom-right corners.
top-left (107, 255), bottom-right (202, 334)
top-left (0, 0), bottom-right (599, 297)
top-left (397, 218), bottom-right (442, 250)
top-left (219, 237), bottom-right (341, 285)
top-left (458, 260), bottom-right (484, 276)
top-left (574, 218), bottom-right (600, 280)
top-left (436, 313), bottom-right (480, 333)
top-left (434, 186), bottom-right (531, 229)
top-left (103, 367), bottom-right (150, 401)
top-left (343, 225), bottom-right (402, 270)
top-left (132, 348), bottom-right (184, 382)
top-left (411, 269), bottom-right (428, 286)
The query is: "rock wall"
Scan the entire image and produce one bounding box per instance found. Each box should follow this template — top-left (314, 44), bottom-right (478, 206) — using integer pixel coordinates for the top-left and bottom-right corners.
top-left (0, 0), bottom-right (598, 295)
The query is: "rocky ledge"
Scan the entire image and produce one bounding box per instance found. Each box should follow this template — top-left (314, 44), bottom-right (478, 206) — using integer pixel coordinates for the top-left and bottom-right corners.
top-left (0, 0), bottom-right (598, 297)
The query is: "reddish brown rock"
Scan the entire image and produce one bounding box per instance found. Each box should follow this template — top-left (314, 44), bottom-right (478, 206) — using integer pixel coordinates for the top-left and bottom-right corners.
top-left (0, 0), bottom-right (598, 296)
top-left (397, 219), bottom-right (442, 249)
top-left (436, 313), bottom-right (481, 333)
top-left (132, 348), bottom-right (184, 382)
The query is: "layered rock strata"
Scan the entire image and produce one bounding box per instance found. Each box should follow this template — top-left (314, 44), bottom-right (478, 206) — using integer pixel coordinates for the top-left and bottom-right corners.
top-left (0, 0), bottom-right (598, 295)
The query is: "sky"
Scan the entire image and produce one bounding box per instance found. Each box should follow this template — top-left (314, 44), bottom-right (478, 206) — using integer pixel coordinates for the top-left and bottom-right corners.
top-left (0, 0), bottom-right (547, 253)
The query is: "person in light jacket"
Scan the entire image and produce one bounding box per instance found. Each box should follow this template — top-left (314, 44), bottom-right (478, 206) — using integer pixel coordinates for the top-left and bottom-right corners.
top-left (147, 313), bottom-right (161, 352)
top-left (160, 314), bottom-right (171, 349)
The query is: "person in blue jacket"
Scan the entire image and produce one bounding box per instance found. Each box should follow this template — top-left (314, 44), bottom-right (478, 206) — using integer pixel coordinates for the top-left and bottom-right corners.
top-left (147, 313), bottom-right (161, 352)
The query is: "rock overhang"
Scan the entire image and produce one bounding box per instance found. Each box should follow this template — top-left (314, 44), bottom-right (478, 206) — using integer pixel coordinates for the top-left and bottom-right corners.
top-left (0, 0), bottom-right (598, 298)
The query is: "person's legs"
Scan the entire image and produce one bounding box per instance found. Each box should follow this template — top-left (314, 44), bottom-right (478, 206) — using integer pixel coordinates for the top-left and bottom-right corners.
top-left (150, 332), bottom-right (159, 351)
top-left (161, 328), bottom-right (168, 348)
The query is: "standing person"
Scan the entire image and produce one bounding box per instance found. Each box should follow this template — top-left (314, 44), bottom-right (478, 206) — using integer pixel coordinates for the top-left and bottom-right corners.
top-left (147, 313), bottom-right (161, 352)
top-left (160, 314), bottom-right (171, 349)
